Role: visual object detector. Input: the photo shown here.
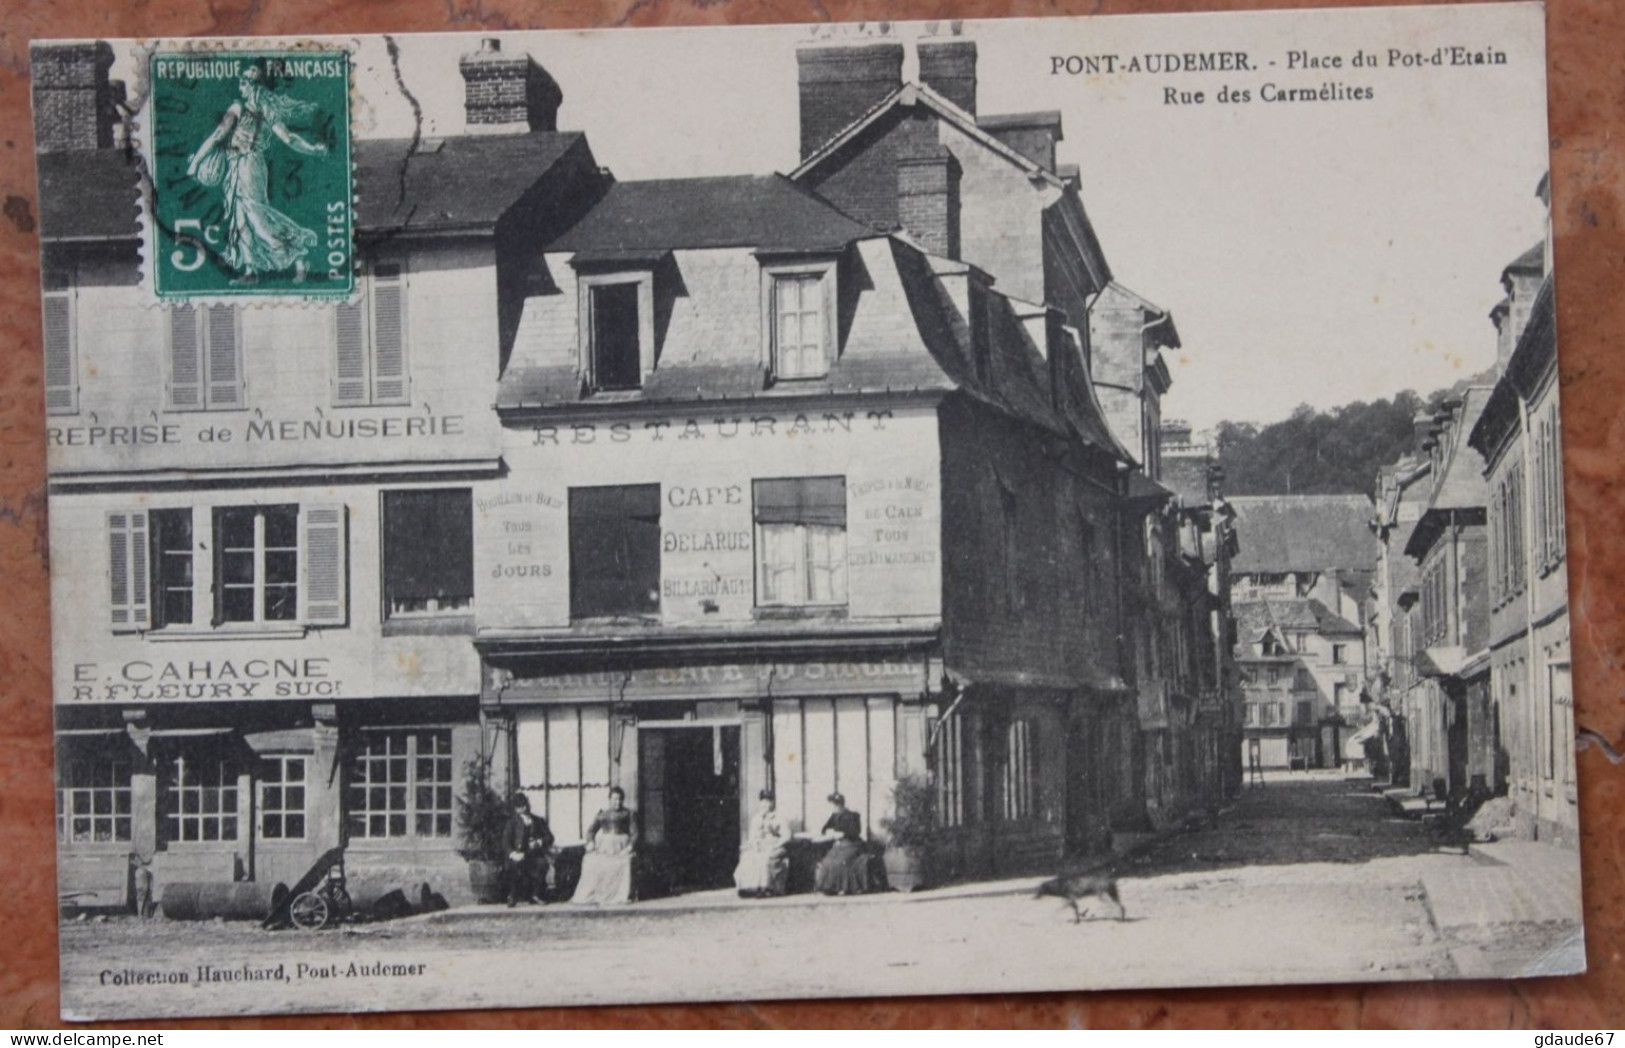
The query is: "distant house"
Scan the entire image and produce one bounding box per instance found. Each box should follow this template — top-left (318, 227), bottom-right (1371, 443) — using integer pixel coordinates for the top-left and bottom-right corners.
top-left (1228, 495), bottom-right (1372, 770)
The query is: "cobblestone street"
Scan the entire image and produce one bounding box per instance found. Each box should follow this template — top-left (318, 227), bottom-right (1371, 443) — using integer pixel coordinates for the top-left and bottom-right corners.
top-left (57, 774), bottom-right (1584, 1021)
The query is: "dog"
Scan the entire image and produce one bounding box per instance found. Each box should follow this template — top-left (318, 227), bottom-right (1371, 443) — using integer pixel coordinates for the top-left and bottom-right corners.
top-left (1034, 869), bottom-right (1127, 923)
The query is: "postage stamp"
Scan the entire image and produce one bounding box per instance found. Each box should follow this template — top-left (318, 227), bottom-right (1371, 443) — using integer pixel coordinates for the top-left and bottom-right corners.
top-left (147, 48), bottom-right (353, 300)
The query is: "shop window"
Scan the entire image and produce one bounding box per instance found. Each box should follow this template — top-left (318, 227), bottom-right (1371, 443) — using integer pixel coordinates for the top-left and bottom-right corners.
top-left (932, 711), bottom-right (965, 829)
top-left (1002, 720), bottom-right (1037, 821)
top-left (346, 730), bottom-right (453, 840)
top-left (43, 266), bottom-right (77, 415)
top-left (569, 484), bottom-right (660, 620)
top-left (109, 505), bottom-right (347, 632)
top-left (333, 261), bottom-right (408, 406)
top-left (168, 303), bottom-right (242, 411)
top-left (160, 749), bottom-right (240, 844)
top-left (753, 476), bottom-right (847, 608)
top-left (259, 756), bottom-right (307, 841)
top-left (56, 752), bottom-right (132, 844)
top-left (515, 707), bottom-right (613, 845)
top-left (382, 489), bottom-right (473, 618)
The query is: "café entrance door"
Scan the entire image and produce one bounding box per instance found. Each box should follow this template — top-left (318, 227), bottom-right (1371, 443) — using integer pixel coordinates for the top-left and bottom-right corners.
top-left (638, 725), bottom-right (741, 892)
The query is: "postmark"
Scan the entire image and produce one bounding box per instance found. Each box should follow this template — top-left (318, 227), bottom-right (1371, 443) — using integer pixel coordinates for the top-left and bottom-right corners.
top-left (147, 48), bottom-right (353, 300)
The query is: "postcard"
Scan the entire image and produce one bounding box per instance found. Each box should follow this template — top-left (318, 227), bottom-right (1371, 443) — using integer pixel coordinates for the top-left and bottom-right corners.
top-left (31, 2), bottom-right (1581, 1020)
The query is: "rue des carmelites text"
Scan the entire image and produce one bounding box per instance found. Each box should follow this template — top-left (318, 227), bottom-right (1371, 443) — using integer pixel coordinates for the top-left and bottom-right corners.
top-left (1048, 45), bottom-right (1508, 106)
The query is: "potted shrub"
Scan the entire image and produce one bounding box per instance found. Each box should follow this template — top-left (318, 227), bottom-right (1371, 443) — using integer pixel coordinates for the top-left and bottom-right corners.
top-left (455, 755), bottom-right (510, 904)
top-left (880, 773), bottom-right (937, 892)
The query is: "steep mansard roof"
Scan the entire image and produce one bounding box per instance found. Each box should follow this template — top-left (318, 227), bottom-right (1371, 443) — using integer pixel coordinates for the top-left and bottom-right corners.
top-left (545, 174), bottom-right (875, 254)
top-left (37, 131), bottom-right (591, 241)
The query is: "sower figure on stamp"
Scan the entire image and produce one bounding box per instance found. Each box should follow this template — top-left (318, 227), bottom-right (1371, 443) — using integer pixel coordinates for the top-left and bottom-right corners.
top-left (504, 792), bottom-right (553, 907)
top-left (186, 63), bottom-right (327, 283)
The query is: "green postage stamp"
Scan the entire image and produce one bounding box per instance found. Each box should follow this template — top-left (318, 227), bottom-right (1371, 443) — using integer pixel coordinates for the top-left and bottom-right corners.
top-left (148, 49), bottom-right (353, 299)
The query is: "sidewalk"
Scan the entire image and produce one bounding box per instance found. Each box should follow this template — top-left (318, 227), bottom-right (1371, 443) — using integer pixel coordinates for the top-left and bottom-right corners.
top-left (413, 871), bottom-right (1054, 925)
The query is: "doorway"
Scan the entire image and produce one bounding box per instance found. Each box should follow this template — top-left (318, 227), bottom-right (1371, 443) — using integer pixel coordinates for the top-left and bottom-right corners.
top-left (638, 726), bottom-right (741, 892)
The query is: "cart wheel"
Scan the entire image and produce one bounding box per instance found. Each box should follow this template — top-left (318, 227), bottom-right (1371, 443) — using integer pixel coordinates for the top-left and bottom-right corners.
top-left (289, 891), bottom-right (330, 931)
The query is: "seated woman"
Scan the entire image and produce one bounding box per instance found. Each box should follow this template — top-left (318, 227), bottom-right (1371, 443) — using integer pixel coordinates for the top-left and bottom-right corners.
top-left (569, 786), bottom-right (637, 905)
top-left (733, 789), bottom-right (789, 897)
top-left (813, 791), bottom-right (870, 896)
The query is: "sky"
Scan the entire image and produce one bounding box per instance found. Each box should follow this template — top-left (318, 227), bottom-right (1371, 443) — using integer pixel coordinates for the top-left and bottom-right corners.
top-left (117, 3), bottom-right (1551, 430)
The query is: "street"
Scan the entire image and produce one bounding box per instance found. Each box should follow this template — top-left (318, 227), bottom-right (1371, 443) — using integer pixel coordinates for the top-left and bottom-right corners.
top-left (59, 774), bottom-right (1585, 1021)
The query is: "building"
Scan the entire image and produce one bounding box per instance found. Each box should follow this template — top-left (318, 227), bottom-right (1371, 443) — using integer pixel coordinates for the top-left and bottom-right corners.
top-left (1227, 495), bottom-right (1372, 770)
top-left (1367, 431), bottom-right (1434, 785)
top-left (43, 39), bottom-right (608, 906)
top-left (1467, 181), bottom-right (1574, 844)
top-left (1161, 423), bottom-right (1242, 800)
top-left (479, 168), bottom-right (1137, 889)
top-left (1399, 390), bottom-right (1495, 799)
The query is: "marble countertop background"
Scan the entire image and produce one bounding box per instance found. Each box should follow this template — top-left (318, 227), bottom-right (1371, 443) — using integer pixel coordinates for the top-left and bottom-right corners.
top-left (1, 0), bottom-right (1620, 1029)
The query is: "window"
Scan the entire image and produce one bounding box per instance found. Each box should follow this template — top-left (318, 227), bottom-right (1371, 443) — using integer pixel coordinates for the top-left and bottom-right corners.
top-left (334, 262), bottom-right (408, 406)
top-left (1296, 700), bottom-right (1313, 725)
top-left (514, 707), bottom-right (612, 845)
top-left (151, 509), bottom-right (194, 629)
top-left (259, 756), bottom-right (307, 841)
top-left (753, 476), bottom-right (847, 608)
top-left (569, 484), bottom-right (661, 619)
top-left (771, 273), bottom-right (829, 379)
top-left (108, 505), bottom-right (347, 632)
top-left (1002, 720), bottom-right (1037, 821)
top-left (1244, 702), bottom-right (1258, 726)
top-left (160, 749), bottom-right (240, 844)
top-left (43, 266), bottom-right (77, 415)
top-left (216, 506), bottom-right (299, 624)
top-left (382, 489), bottom-right (473, 618)
top-left (588, 281), bottom-right (642, 391)
top-left (56, 752), bottom-right (131, 844)
top-left (1332, 643), bottom-right (1347, 665)
top-left (168, 303), bottom-right (242, 410)
top-left (346, 730), bottom-right (453, 839)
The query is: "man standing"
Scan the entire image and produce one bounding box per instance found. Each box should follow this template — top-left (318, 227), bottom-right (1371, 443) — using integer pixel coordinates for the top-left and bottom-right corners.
top-left (504, 793), bottom-right (554, 907)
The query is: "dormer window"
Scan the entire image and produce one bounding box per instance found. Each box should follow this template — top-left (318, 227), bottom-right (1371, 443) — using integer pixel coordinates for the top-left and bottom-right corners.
top-left (760, 258), bottom-right (836, 383)
top-left (590, 283), bottom-right (641, 390)
top-left (575, 268), bottom-right (655, 394)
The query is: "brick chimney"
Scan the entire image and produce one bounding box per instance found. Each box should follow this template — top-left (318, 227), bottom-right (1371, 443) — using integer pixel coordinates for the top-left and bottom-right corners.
top-left (797, 43), bottom-right (904, 160)
top-left (459, 38), bottom-right (563, 134)
top-left (31, 42), bottom-right (120, 152)
top-left (895, 115), bottom-right (961, 259)
top-left (978, 111), bottom-right (1063, 173)
top-left (917, 39), bottom-right (976, 116)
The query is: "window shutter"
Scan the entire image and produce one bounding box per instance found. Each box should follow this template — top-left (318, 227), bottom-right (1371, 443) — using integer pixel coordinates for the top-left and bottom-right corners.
top-left (168, 306), bottom-right (203, 410)
top-left (333, 301), bottom-right (368, 405)
top-left (300, 504), bottom-right (347, 626)
top-left (43, 290), bottom-right (76, 415)
top-left (108, 510), bottom-right (151, 631)
top-left (371, 265), bottom-right (407, 403)
top-left (204, 306), bottom-right (242, 408)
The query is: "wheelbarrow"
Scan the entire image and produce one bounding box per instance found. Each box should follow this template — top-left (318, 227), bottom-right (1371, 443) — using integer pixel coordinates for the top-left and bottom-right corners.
top-left (263, 846), bottom-right (352, 931)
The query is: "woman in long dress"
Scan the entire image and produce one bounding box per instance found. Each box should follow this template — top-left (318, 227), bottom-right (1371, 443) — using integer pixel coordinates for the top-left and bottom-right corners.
top-left (570, 786), bottom-right (637, 905)
top-left (186, 65), bottom-right (326, 281)
top-left (733, 789), bottom-right (789, 897)
top-left (814, 791), bottom-right (870, 895)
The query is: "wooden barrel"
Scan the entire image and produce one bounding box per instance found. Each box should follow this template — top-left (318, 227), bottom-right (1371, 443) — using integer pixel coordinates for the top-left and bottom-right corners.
top-left (160, 881), bottom-right (288, 921)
